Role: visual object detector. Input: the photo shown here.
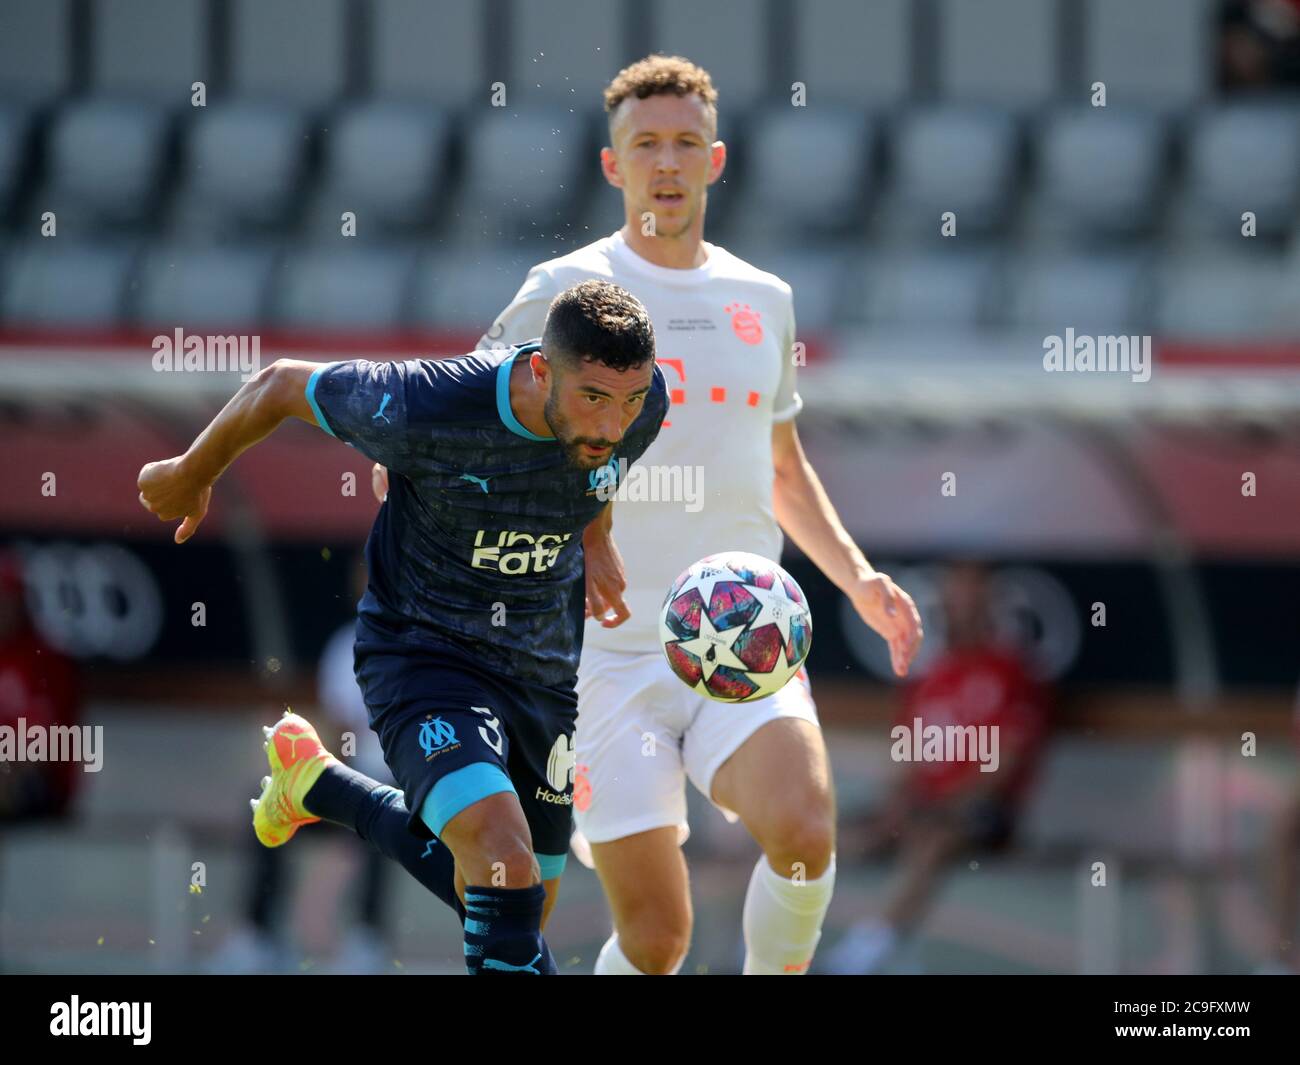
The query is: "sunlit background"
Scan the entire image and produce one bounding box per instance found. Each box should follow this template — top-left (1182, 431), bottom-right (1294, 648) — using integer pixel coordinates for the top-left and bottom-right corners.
top-left (0, 0), bottom-right (1298, 974)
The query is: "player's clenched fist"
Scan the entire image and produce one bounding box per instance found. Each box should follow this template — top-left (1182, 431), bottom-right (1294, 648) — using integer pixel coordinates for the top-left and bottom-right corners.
top-left (137, 457), bottom-right (213, 544)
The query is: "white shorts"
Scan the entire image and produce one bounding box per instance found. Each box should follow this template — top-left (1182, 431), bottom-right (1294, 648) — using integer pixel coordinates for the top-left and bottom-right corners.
top-left (572, 644), bottom-right (819, 846)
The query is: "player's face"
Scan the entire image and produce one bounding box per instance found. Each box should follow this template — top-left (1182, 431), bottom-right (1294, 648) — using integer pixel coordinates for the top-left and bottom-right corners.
top-left (604, 94), bottom-right (724, 239)
top-left (542, 357), bottom-right (655, 470)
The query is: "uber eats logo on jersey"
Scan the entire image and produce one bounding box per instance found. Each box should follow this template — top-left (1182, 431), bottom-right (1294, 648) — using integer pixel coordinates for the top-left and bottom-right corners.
top-left (471, 530), bottom-right (573, 574)
top-left (537, 733), bottom-right (575, 805)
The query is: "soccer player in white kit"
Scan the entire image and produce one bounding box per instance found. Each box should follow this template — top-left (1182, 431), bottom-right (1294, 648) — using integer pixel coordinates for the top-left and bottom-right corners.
top-left (377, 55), bottom-right (922, 974)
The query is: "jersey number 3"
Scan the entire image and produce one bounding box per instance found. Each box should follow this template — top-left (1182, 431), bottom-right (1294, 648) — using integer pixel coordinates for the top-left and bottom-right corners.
top-left (470, 705), bottom-right (504, 756)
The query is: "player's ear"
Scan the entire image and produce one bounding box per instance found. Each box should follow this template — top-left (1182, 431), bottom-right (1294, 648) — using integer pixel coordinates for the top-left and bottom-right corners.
top-left (707, 141), bottom-right (727, 185)
top-left (599, 145), bottom-right (623, 189)
top-left (530, 350), bottom-right (551, 387)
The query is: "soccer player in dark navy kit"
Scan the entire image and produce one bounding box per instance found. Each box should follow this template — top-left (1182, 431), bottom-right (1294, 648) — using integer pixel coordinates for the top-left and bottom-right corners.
top-left (138, 281), bottom-right (668, 974)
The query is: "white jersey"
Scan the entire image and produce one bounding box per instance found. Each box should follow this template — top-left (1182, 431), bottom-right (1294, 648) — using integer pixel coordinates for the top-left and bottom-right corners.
top-left (476, 229), bottom-right (801, 654)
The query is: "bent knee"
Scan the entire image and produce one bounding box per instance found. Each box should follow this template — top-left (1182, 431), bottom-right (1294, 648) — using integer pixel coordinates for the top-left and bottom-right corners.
top-left (452, 828), bottom-right (538, 886)
top-left (619, 917), bottom-right (691, 975)
top-left (439, 792), bottom-right (538, 885)
top-left (481, 837), bottom-right (539, 886)
top-left (762, 811), bottom-right (836, 878)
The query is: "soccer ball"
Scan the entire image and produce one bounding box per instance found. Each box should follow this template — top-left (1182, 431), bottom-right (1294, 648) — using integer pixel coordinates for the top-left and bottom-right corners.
top-left (659, 551), bottom-right (812, 702)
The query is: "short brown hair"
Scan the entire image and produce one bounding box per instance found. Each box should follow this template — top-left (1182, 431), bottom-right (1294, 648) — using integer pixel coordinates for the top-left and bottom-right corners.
top-left (543, 280), bottom-right (656, 372)
top-left (603, 54), bottom-right (718, 133)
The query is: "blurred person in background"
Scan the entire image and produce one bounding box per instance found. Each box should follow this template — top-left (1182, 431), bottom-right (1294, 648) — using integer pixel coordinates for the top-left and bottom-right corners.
top-left (0, 551), bottom-right (81, 822)
top-left (1258, 691), bottom-right (1300, 973)
top-left (0, 550), bottom-right (81, 970)
top-left (208, 554), bottom-right (392, 974)
top-left (1220, 0), bottom-right (1300, 88)
top-left (822, 561), bottom-right (1051, 974)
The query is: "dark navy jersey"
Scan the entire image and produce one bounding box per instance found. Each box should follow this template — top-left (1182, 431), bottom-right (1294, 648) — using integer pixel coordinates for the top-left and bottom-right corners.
top-left (306, 341), bottom-right (669, 688)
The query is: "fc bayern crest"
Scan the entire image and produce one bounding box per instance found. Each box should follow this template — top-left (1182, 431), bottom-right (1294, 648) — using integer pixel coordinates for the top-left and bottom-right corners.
top-left (659, 551), bottom-right (812, 702)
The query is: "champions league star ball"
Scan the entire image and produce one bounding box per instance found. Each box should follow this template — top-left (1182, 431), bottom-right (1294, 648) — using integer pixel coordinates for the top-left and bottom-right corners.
top-left (659, 552), bottom-right (812, 702)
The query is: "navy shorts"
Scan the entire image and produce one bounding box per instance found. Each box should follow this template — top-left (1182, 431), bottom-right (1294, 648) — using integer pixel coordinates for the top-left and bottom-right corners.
top-left (354, 633), bottom-right (578, 881)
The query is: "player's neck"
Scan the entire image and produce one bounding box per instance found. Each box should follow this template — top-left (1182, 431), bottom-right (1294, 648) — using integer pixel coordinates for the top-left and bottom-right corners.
top-left (619, 221), bottom-right (709, 270)
top-left (508, 351), bottom-right (554, 439)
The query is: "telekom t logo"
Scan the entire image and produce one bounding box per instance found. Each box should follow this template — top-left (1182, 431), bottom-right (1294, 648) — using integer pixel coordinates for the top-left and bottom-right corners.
top-left (659, 358), bottom-right (761, 429)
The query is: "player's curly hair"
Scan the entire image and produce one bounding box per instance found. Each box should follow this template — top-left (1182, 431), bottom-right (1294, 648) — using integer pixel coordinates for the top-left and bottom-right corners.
top-left (603, 54), bottom-right (718, 134)
top-left (542, 280), bottom-right (656, 372)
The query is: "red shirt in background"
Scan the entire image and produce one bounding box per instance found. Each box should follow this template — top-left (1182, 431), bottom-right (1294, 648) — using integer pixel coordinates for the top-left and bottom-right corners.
top-left (896, 645), bottom-right (1050, 806)
top-left (0, 626), bottom-right (82, 816)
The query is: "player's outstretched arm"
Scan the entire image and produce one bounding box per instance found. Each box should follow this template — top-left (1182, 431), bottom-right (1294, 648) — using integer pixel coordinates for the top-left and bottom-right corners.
top-left (771, 419), bottom-right (923, 676)
top-left (137, 358), bottom-right (321, 544)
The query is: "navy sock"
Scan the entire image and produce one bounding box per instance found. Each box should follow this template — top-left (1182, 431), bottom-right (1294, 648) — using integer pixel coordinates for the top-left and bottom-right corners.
top-left (306, 764), bottom-right (464, 923)
top-left (303, 761), bottom-right (375, 830)
top-left (463, 884), bottom-right (557, 976)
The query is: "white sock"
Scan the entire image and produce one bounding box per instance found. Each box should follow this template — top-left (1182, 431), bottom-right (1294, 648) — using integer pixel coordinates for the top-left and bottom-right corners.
top-left (742, 853), bottom-right (837, 974)
top-left (594, 931), bottom-right (686, 975)
top-left (594, 932), bottom-right (646, 975)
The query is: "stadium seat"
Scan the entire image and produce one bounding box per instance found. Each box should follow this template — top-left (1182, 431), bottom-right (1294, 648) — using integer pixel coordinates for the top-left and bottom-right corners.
top-left (0, 0), bottom-right (72, 106)
top-left (171, 103), bottom-right (308, 235)
top-left (651, 0), bottom-right (770, 115)
top-left (228, 0), bottom-right (347, 109)
top-left (793, 0), bottom-right (911, 110)
top-left (1181, 103), bottom-right (1300, 242)
top-left (44, 99), bottom-right (171, 228)
top-left (1007, 253), bottom-right (1153, 334)
top-left (937, 0), bottom-right (1059, 111)
top-left (746, 251), bottom-right (853, 334)
top-left (0, 241), bottom-right (136, 328)
top-left (273, 245), bottom-right (416, 332)
top-left (135, 243), bottom-right (279, 331)
top-left (740, 106), bottom-right (876, 240)
top-left (884, 107), bottom-right (1020, 236)
top-left (1155, 254), bottom-right (1292, 339)
top-left (408, 251), bottom-right (541, 334)
top-left (573, 164), bottom-right (626, 242)
top-left (857, 251), bottom-right (1003, 330)
top-left (0, 103), bottom-right (31, 218)
top-left (458, 108), bottom-right (590, 241)
top-left (1033, 108), bottom-right (1167, 240)
top-left (315, 102), bottom-right (453, 233)
top-left (370, 0), bottom-right (485, 108)
top-left (91, 0), bottom-right (208, 103)
top-left (508, 0), bottom-right (627, 102)
top-left (1082, 0), bottom-right (1212, 111)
